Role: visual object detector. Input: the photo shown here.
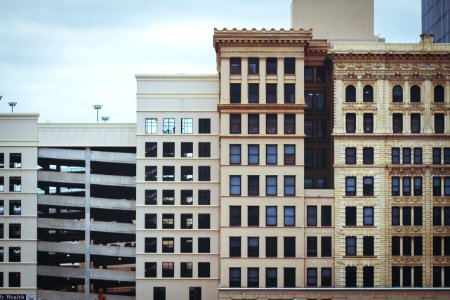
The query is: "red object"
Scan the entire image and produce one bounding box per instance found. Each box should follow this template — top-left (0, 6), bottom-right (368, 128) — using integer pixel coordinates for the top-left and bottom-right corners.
top-left (97, 289), bottom-right (107, 300)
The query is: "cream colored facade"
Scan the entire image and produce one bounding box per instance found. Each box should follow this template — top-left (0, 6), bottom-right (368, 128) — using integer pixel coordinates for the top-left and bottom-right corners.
top-left (135, 75), bottom-right (220, 300)
top-left (0, 114), bottom-right (38, 299)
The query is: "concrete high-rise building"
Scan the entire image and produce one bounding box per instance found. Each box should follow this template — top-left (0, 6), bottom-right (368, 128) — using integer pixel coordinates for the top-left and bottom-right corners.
top-left (1, 1), bottom-right (450, 300)
top-left (422, 0), bottom-right (450, 43)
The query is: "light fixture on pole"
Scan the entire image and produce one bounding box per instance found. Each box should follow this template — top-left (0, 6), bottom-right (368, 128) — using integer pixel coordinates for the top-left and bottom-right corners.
top-left (8, 102), bottom-right (17, 113)
top-left (93, 104), bottom-right (102, 122)
top-left (101, 116), bottom-right (110, 123)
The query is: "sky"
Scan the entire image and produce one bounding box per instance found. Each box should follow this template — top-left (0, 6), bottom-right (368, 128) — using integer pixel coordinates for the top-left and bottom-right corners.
top-left (0, 0), bottom-right (421, 123)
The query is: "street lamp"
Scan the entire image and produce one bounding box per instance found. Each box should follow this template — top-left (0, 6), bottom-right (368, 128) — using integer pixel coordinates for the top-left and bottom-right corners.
top-left (8, 102), bottom-right (17, 113)
top-left (101, 116), bottom-right (110, 123)
top-left (93, 104), bottom-right (102, 122)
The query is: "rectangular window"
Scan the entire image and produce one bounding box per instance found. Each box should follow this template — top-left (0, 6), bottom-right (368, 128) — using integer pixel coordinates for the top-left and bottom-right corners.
top-left (321, 206), bottom-right (332, 226)
top-left (363, 236), bottom-right (374, 256)
top-left (346, 113), bottom-right (356, 133)
top-left (145, 238), bottom-right (157, 253)
top-left (198, 118), bottom-right (211, 134)
top-left (414, 236), bottom-right (423, 256)
top-left (305, 91), bottom-right (313, 110)
top-left (414, 267), bottom-right (423, 287)
top-left (180, 237), bottom-right (192, 253)
top-left (162, 238), bottom-right (174, 253)
top-left (403, 176), bottom-right (411, 196)
top-left (181, 142), bottom-right (193, 157)
top-left (181, 190), bottom-right (193, 206)
top-left (284, 206), bottom-right (295, 226)
top-left (0, 200), bottom-right (3, 215)
top-left (445, 177), bottom-right (450, 196)
top-left (248, 114), bottom-right (259, 134)
top-left (9, 153), bottom-right (21, 168)
top-left (266, 237), bottom-right (278, 257)
top-left (345, 206), bottom-right (357, 226)
top-left (0, 153), bottom-right (3, 168)
top-left (363, 113), bottom-right (373, 133)
top-left (284, 268), bottom-right (296, 288)
top-left (435, 113), bottom-right (445, 133)
top-left (305, 149), bottom-right (313, 168)
top-left (433, 147), bottom-right (442, 164)
top-left (392, 207), bottom-right (400, 226)
top-left (363, 266), bottom-right (374, 287)
top-left (414, 147), bottom-right (422, 164)
top-left (392, 176), bottom-right (400, 196)
top-left (284, 57), bottom-right (295, 74)
top-left (9, 200), bottom-right (21, 216)
top-left (266, 145), bottom-right (277, 165)
top-left (248, 175), bottom-right (259, 196)
top-left (393, 113), bottom-right (403, 133)
top-left (248, 58), bottom-right (259, 74)
top-left (266, 175), bottom-right (277, 196)
top-left (248, 145), bottom-right (259, 164)
top-left (346, 236), bottom-right (356, 256)
top-left (433, 177), bottom-right (442, 196)
top-left (9, 177), bottom-right (21, 192)
top-left (162, 214), bottom-right (175, 229)
top-left (284, 176), bottom-right (295, 195)
top-left (346, 147), bottom-right (356, 164)
top-left (284, 84), bottom-right (295, 103)
top-left (248, 83), bottom-right (259, 103)
top-left (363, 207), bottom-right (374, 226)
top-left (9, 224), bottom-right (21, 239)
top-left (304, 67), bottom-right (313, 82)
top-left (230, 83), bottom-right (241, 103)
top-left (284, 114), bottom-right (296, 133)
top-left (414, 177), bottom-right (422, 196)
top-left (248, 206), bottom-right (259, 226)
top-left (145, 118), bottom-right (157, 134)
top-left (392, 236), bottom-right (400, 255)
top-left (363, 177), bottom-right (374, 196)
top-left (230, 57), bottom-right (241, 74)
top-left (266, 114), bottom-right (277, 134)
top-left (403, 147), bottom-right (411, 164)
top-left (145, 262), bottom-right (157, 277)
top-left (392, 267), bottom-right (400, 287)
top-left (316, 91), bottom-right (326, 110)
top-left (284, 145), bottom-right (295, 165)
top-left (266, 206), bottom-right (277, 226)
top-left (229, 268), bottom-right (241, 287)
top-left (198, 142), bottom-right (211, 157)
top-left (181, 166), bottom-right (193, 181)
top-left (229, 114), bottom-right (241, 134)
top-left (404, 236), bottom-right (412, 256)
top-left (445, 148), bottom-right (450, 164)
top-left (284, 237), bottom-right (296, 257)
top-left (181, 118), bottom-right (193, 134)
top-left (247, 237), bottom-right (259, 257)
top-left (229, 144), bottom-right (241, 165)
top-left (307, 206), bottom-right (317, 226)
top-left (145, 214), bottom-right (157, 229)
top-left (363, 147), bottom-right (374, 164)
top-left (189, 287), bottom-right (202, 300)
top-left (317, 119), bottom-right (327, 139)
top-left (198, 214), bottom-right (210, 229)
top-left (229, 237), bottom-right (241, 257)
top-left (229, 206), bottom-right (241, 226)
top-left (433, 207), bottom-right (442, 226)
top-left (163, 166), bottom-right (175, 181)
top-left (345, 266), bottom-right (357, 287)
top-left (163, 118), bottom-right (175, 134)
top-left (162, 190), bottom-right (174, 205)
top-left (247, 268), bottom-right (259, 288)
top-left (145, 142), bottom-right (157, 157)
top-left (321, 268), bottom-right (332, 287)
top-left (321, 236), bottom-right (332, 257)
top-left (266, 84), bottom-right (277, 103)
top-left (307, 268), bottom-right (317, 287)
top-left (317, 148), bottom-right (327, 168)
top-left (266, 268), bottom-right (277, 287)
top-left (414, 207), bottom-right (423, 226)
top-left (162, 142), bottom-right (175, 157)
top-left (266, 57), bottom-right (277, 74)
top-left (345, 177), bottom-right (356, 196)
top-left (198, 166), bottom-right (210, 181)
top-left (411, 113), bottom-right (421, 133)
top-left (392, 147), bottom-right (400, 164)
top-left (230, 176), bottom-right (241, 195)
top-left (198, 238), bottom-right (210, 253)
top-left (305, 119), bottom-right (313, 138)
top-left (162, 262), bottom-right (174, 278)
top-left (9, 247), bottom-right (20, 262)
top-left (180, 262), bottom-right (193, 278)
top-left (307, 236), bottom-right (317, 257)
top-left (198, 190), bottom-right (210, 205)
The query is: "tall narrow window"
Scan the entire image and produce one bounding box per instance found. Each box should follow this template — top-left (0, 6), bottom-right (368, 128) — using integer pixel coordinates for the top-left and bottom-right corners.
top-left (434, 85), bottom-right (444, 102)
top-left (163, 118), bottom-right (175, 134)
top-left (435, 113), bottom-right (445, 133)
top-left (346, 113), bottom-right (356, 133)
top-left (345, 85), bottom-right (356, 102)
top-left (284, 206), bottom-right (295, 226)
top-left (392, 177), bottom-right (400, 196)
top-left (266, 268), bottom-right (277, 287)
top-left (284, 114), bottom-right (296, 134)
top-left (266, 114), bottom-right (277, 134)
top-left (284, 176), bottom-right (295, 196)
top-left (284, 145), bottom-right (296, 165)
top-left (411, 113), bottom-right (421, 133)
top-left (230, 83), bottom-right (241, 103)
top-left (248, 145), bottom-right (259, 165)
top-left (248, 58), bottom-right (259, 74)
top-left (266, 207), bottom-right (277, 226)
top-left (145, 118), bottom-right (157, 134)
top-left (248, 114), bottom-right (259, 134)
top-left (229, 268), bottom-right (241, 287)
top-left (392, 207), bottom-right (399, 225)
top-left (266, 176), bottom-right (277, 196)
top-left (363, 266), bottom-right (374, 287)
top-left (229, 114), bottom-right (241, 134)
top-left (363, 113), bottom-right (373, 133)
top-left (145, 142), bottom-right (157, 157)
top-left (410, 85), bottom-right (421, 102)
top-left (363, 177), bottom-right (374, 196)
top-left (266, 58), bottom-right (277, 74)
top-left (414, 177), bottom-right (422, 196)
top-left (230, 57), bottom-right (241, 74)
top-left (392, 147), bottom-right (400, 164)
top-left (393, 85), bottom-right (403, 102)
top-left (284, 84), bottom-right (295, 103)
top-left (346, 236), bottom-right (356, 256)
top-left (403, 147), bottom-right (411, 164)
top-left (248, 83), bottom-right (259, 103)
top-left (229, 176), bottom-right (241, 195)
top-left (181, 118), bottom-right (193, 134)
top-left (248, 268), bottom-right (259, 287)
top-left (266, 145), bottom-right (277, 165)
top-left (284, 58), bottom-right (295, 74)
top-left (346, 147), bottom-right (356, 164)
top-left (346, 267), bottom-right (357, 287)
top-left (230, 145), bottom-right (241, 165)
top-left (248, 175), bottom-right (260, 196)
top-left (433, 148), bottom-right (442, 164)
top-left (363, 147), bottom-right (374, 164)
top-left (345, 177), bottom-right (356, 196)
top-left (414, 147), bottom-right (422, 164)
top-left (393, 113), bottom-right (403, 133)
top-left (9, 154), bottom-right (21, 168)
top-left (363, 85), bottom-right (373, 102)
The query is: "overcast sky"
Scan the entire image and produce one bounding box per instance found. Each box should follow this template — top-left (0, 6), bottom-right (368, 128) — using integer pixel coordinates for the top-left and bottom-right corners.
top-left (0, 0), bottom-right (421, 123)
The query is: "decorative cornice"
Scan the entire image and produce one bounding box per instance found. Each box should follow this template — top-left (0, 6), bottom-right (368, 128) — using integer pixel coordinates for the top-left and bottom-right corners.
top-left (218, 103), bottom-right (306, 113)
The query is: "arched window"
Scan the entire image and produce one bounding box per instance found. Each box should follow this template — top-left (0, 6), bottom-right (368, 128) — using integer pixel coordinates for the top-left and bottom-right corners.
top-left (346, 85), bottom-right (356, 102)
top-left (434, 85), bottom-right (444, 102)
top-left (410, 85), bottom-right (421, 102)
top-left (363, 85), bottom-right (373, 102)
top-left (392, 85), bottom-right (403, 102)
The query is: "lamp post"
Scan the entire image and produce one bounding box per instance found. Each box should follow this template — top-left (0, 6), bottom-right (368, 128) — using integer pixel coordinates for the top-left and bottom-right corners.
top-left (101, 116), bottom-right (110, 123)
top-left (93, 105), bottom-right (102, 122)
top-left (8, 102), bottom-right (17, 113)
